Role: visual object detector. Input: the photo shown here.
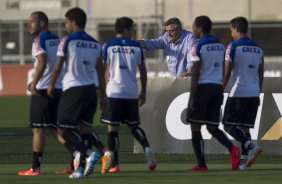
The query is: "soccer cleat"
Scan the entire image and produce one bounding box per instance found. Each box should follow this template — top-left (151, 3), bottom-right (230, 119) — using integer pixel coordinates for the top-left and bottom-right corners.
top-left (239, 155), bottom-right (248, 170)
top-left (145, 147), bottom-right (157, 171)
top-left (84, 152), bottom-right (101, 176)
top-left (188, 165), bottom-right (208, 172)
top-left (69, 167), bottom-right (84, 179)
top-left (231, 146), bottom-right (240, 170)
top-left (18, 167), bottom-right (41, 176)
top-left (73, 151), bottom-right (81, 171)
top-left (109, 165), bottom-right (120, 173)
top-left (148, 162), bottom-right (157, 171)
top-left (55, 166), bottom-right (73, 174)
top-left (247, 146), bottom-right (262, 167)
top-left (101, 150), bottom-right (114, 174)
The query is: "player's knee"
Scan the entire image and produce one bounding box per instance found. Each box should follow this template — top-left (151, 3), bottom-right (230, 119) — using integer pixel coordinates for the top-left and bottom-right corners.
top-left (206, 125), bottom-right (217, 134)
top-left (224, 125), bottom-right (232, 133)
top-left (190, 123), bottom-right (201, 132)
top-left (32, 127), bottom-right (45, 135)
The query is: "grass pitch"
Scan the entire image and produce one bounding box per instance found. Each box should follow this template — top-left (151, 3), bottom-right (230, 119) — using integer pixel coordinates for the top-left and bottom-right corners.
top-left (0, 96), bottom-right (282, 184)
top-left (1, 163), bottom-right (282, 184)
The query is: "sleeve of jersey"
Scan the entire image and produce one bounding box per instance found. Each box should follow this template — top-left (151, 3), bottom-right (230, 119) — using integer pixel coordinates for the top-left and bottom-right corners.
top-left (33, 37), bottom-right (46, 57)
top-left (57, 36), bottom-right (68, 57)
top-left (143, 35), bottom-right (165, 50)
top-left (189, 39), bottom-right (200, 64)
top-left (225, 43), bottom-right (233, 62)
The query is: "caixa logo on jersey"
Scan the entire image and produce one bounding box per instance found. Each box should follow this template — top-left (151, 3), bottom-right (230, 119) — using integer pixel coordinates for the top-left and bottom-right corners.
top-left (165, 92), bottom-right (282, 141)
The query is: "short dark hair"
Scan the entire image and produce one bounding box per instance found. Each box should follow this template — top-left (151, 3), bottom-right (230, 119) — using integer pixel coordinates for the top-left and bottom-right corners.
top-left (32, 11), bottom-right (48, 26)
top-left (164, 17), bottom-right (182, 30)
top-left (65, 7), bottom-right (87, 29)
top-left (115, 17), bottom-right (134, 34)
top-left (230, 16), bottom-right (248, 34)
top-left (194, 15), bottom-right (212, 34)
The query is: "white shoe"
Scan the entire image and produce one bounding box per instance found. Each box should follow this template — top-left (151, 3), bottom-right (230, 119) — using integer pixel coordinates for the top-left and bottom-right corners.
top-left (84, 152), bottom-right (101, 176)
top-left (69, 167), bottom-right (84, 179)
top-left (247, 145), bottom-right (262, 167)
top-left (145, 147), bottom-right (157, 171)
top-left (239, 155), bottom-right (248, 170)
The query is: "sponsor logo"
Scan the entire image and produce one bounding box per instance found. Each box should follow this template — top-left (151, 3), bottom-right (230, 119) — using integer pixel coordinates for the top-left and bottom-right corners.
top-left (119, 65), bottom-right (128, 69)
top-left (242, 46), bottom-right (261, 54)
top-left (49, 40), bottom-right (59, 46)
top-left (76, 41), bottom-right (98, 49)
top-left (112, 47), bottom-right (135, 54)
top-left (207, 45), bottom-right (224, 51)
top-left (82, 60), bottom-right (91, 65)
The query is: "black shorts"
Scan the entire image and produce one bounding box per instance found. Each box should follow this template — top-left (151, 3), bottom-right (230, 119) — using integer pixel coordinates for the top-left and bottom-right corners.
top-left (186, 83), bottom-right (223, 125)
top-left (57, 85), bottom-right (97, 129)
top-left (222, 97), bottom-right (260, 128)
top-left (101, 98), bottom-right (140, 126)
top-left (29, 89), bottom-right (62, 128)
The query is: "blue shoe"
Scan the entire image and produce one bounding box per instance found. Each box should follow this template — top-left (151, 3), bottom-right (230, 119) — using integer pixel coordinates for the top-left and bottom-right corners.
top-left (84, 152), bottom-right (101, 176)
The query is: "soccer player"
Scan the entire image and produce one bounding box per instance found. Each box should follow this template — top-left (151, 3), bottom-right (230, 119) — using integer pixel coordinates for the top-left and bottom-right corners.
top-left (101, 17), bottom-right (157, 173)
top-left (186, 15), bottom-right (240, 171)
top-left (47, 7), bottom-right (112, 179)
top-left (138, 17), bottom-right (197, 77)
top-left (222, 16), bottom-right (263, 170)
top-left (18, 11), bottom-right (64, 176)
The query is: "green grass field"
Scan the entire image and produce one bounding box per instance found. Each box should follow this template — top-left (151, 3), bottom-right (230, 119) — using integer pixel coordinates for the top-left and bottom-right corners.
top-left (1, 164), bottom-right (282, 184)
top-left (0, 96), bottom-right (282, 183)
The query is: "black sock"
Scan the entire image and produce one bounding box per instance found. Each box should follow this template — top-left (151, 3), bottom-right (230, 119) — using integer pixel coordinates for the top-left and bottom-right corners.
top-left (131, 127), bottom-right (150, 150)
top-left (62, 129), bottom-right (88, 168)
top-left (32, 152), bottom-right (42, 170)
top-left (228, 127), bottom-right (249, 145)
top-left (108, 131), bottom-right (119, 166)
top-left (210, 128), bottom-right (233, 152)
top-left (81, 132), bottom-right (105, 155)
top-left (192, 131), bottom-right (206, 167)
top-left (70, 154), bottom-right (74, 170)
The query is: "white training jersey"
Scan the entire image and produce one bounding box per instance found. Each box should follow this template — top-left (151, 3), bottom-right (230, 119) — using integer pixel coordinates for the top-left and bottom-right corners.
top-left (57, 31), bottom-right (101, 91)
top-left (102, 37), bottom-right (145, 99)
top-left (225, 37), bottom-right (264, 97)
top-left (32, 31), bottom-right (62, 89)
top-left (190, 34), bottom-right (224, 85)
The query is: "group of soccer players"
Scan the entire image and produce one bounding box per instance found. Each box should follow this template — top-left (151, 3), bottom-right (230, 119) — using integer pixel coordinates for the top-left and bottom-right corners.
top-left (18, 7), bottom-right (156, 179)
top-left (186, 16), bottom-right (263, 171)
top-left (17, 6), bottom-right (263, 179)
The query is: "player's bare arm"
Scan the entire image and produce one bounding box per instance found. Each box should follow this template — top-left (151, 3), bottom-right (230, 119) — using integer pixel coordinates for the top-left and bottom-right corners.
top-left (47, 56), bottom-right (64, 97)
top-left (136, 40), bottom-right (146, 49)
top-left (96, 58), bottom-right (108, 110)
top-left (188, 61), bottom-right (201, 108)
top-left (30, 54), bottom-right (47, 95)
top-left (259, 57), bottom-right (264, 92)
top-left (138, 63), bottom-right (147, 107)
top-left (222, 61), bottom-right (234, 90)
